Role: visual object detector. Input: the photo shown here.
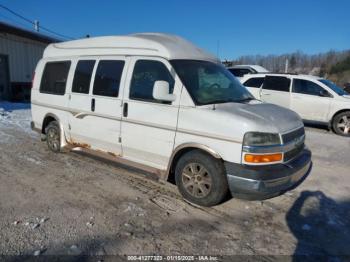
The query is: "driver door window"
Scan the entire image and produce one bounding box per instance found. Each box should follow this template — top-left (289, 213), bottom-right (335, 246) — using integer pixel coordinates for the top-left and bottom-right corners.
top-left (291, 78), bottom-right (331, 121)
top-left (129, 60), bottom-right (174, 104)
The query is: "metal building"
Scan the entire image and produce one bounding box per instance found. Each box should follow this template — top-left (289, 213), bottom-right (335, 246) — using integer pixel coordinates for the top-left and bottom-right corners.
top-left (0, 21), bottom-right (59, 101)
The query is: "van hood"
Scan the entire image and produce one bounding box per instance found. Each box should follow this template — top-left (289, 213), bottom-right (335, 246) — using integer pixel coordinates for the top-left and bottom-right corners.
top-left (213, 101), bottom-right (303, 134)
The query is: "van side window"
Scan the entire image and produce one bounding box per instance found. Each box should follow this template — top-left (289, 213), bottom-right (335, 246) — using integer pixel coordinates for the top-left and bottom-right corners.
top-left (93, 60), bottom-right (125, 97)
top-left (129, 60), bottom-right (175, 103)
top-left (40, 61), bottom-right (71, 95)
top-left (72, 60), bottom-right (95, 94)
top-left (263, 76), bottom-right (290, 92)
top-left (243, 77), bottom-right (265, 88)
top-left (293, 79), bottom-right (329, 96)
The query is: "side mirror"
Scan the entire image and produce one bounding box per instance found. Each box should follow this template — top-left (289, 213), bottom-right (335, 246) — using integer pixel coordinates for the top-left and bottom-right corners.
top-left (319, 90), bottom-right (330, 97)
top-left (152, 81), bottom-right (176, 102)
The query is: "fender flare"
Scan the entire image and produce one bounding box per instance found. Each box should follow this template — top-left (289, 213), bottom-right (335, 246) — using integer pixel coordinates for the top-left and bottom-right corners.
top-left (164, 143), bottom-right (222, 180)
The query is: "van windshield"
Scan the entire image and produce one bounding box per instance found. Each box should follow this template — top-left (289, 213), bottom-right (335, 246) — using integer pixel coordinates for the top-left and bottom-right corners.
top-left (171, 60), bottom-right (254, 105)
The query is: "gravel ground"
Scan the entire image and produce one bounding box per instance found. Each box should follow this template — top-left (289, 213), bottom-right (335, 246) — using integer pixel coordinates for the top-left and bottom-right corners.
top-left (0, 102), bottom-right (349, 259)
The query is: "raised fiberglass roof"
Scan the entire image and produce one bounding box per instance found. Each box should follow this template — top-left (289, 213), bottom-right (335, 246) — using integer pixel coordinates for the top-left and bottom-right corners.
top-left (43, 33), bottom-right (219, 62)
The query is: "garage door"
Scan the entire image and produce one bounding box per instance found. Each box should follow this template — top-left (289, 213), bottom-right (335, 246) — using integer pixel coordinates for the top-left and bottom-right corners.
top-left (0, 55), bottom-right (9, 100)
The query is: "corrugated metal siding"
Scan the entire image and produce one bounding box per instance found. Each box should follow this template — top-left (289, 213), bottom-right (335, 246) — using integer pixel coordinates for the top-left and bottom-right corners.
top-left (0, 33), bottom-right (48, 82)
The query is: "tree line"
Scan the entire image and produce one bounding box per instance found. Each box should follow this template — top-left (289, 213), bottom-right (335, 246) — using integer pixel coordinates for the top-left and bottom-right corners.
top-left (224, 49), bottom-right (350, 77)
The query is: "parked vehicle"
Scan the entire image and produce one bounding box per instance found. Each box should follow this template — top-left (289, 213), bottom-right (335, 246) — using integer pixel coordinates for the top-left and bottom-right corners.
top-left (31, 33), bottom-right (311, 206)
top-left (344, 83), bottom-right (350, 93)
top-left (241, 73), bottom-right (350, 136)
top-left (227, 65), bottom-right (269, 79)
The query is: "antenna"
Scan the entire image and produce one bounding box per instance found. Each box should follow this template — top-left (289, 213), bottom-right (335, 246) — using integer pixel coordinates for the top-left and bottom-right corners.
top-left (34, 20), bottom-right (39, 32)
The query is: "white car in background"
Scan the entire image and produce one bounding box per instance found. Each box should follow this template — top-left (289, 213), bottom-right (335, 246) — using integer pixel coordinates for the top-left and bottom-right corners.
top-left (227, 65), bottom-right (269, 79)
top-left (240, 73), bottom-right (350, 136)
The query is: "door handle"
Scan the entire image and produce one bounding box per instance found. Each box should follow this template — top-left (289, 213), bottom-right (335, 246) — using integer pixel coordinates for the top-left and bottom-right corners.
top-left (123, 102), bottom-right (128, 117)
top-left (91, 98), bottom-right (95, 112)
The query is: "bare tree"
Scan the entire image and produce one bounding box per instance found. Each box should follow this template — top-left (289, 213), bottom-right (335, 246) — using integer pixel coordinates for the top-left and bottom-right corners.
top-left (228, 49), bottom-right (350, 76)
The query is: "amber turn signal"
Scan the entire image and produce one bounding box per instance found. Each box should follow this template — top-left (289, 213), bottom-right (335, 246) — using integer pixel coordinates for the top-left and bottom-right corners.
top-left (244, 153), bottom-right (283, 163)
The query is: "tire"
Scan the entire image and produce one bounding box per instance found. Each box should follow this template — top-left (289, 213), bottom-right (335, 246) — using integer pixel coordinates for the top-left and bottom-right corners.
top-left (175, 150), bottom-right (229, 207)
top-left (332, 111), bottom-right (350, 137)
top-left (46, 121), bottom-right (61, 153)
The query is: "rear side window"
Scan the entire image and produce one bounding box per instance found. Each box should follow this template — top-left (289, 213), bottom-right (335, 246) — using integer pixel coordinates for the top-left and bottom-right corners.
top-left (72, 60), bottom-right (95, 94)
top-left (129, 60), bottom-right (175, 103)
top-left (293, 79), bottom-right (326, 96)
top-left (228, 68), bottom-right (252, 77)
top-left (243, 77), bottom-right (265, 88)
top-left (93, 60), bottom-right (125, 97)
top-left (40, 61), bottom-right (71, 95)
top-left (263, 76), bottom-right (290, 92)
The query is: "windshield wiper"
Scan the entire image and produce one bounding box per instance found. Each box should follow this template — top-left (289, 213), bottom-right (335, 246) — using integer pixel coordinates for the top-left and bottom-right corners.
top-left (207, 99), bottom-right (235, 104)
top-left (202, 97), bottom-right (255, 105)
top-left (236, 97), bottom-right (255, 103)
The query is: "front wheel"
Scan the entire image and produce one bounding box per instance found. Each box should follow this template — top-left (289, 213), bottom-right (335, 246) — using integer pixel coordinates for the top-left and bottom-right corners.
top-left (175, 150), bottom-right (229, 207)
top-left (332, 112), bottom-right (350, 136)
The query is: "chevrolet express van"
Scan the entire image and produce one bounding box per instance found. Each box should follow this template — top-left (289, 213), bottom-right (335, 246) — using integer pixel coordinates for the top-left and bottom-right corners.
top-left (31, 33), bottom-right (311, 206)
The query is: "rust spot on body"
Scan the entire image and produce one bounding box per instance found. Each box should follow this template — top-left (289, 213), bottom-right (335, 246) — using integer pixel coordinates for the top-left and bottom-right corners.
top-left (107, 152), bottom-right (117, 157)
top-left (70, 140), bottom-right (91, 149)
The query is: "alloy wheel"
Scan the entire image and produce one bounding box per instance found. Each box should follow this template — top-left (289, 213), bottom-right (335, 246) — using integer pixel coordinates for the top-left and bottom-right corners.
top-left (337, 115), bottom-right (350, 135)
top-left (47, 127), bottom-right (60, 151)
top-left (181, 163), bottom-right (212, 198)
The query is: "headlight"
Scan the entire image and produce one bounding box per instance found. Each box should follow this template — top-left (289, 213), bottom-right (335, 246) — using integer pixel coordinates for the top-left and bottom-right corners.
top-left (243, 132), bottom-right (281, 147)
top-left (243, 132), bottom-right (283, 164)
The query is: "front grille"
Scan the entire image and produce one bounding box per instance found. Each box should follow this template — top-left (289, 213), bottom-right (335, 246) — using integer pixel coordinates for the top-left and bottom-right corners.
top-left (284, 144), bottom-right (304, 162)
top-left (282, 127), bottom-right (305, 162)
top-left (282, 127), bottom-right (305, 144)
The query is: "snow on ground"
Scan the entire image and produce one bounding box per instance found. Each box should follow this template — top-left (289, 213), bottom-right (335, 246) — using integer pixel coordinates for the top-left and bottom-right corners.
top-left (0, 101), bottom-right (36, 142)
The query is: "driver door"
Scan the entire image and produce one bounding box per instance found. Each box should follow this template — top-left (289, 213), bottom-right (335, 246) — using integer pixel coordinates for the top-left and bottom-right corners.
top-left (291, 78), bottom-right (332, 122)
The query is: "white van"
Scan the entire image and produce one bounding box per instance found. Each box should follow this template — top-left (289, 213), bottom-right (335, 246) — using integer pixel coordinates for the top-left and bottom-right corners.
top-left (31, 33), bottom-right (311, 206)
top-left (240, 73), bottom-right (350, 136)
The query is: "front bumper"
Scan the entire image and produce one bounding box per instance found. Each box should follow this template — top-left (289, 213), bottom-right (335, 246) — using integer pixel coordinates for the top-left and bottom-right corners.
top-left (225, 148), bottom-right (312, 200)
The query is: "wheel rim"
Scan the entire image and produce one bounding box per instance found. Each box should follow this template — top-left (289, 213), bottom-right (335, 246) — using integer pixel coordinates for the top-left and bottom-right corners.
top-left (337, 115), bottom-right (350, 135)
top-left (182, 163), bottom-right (212, 198)
top-left (47, 127), bottom-right (60, 151)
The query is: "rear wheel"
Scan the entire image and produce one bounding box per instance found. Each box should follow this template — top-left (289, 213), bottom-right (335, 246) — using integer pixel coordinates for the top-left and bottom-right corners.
top-left (332, 112), bottom-right (350, 136)
top-left (175, 150), bottom-right (229, 207)
top-left (46, 121), bottom-right (61, 152)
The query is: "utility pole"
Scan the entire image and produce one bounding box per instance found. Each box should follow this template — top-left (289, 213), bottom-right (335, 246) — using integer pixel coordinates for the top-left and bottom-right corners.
top-left (285, 58), bottom-right (289, 73)
top-left (34, 20), bottom-right (39, 32)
